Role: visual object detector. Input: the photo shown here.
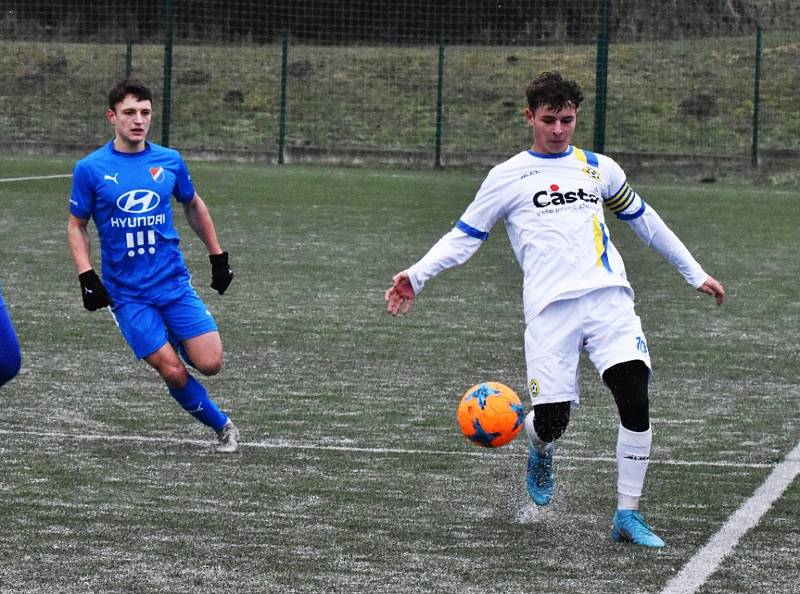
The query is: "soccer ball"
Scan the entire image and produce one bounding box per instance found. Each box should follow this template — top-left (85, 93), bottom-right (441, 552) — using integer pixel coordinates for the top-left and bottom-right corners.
top-left (457, 382), bottom-right (524, 447)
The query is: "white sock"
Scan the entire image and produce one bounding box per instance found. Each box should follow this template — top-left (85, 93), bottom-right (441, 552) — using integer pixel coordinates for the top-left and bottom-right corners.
top-left (524, 410), bottom-right (550, 452)
top-left (616, 424), bottom-right (652, 510)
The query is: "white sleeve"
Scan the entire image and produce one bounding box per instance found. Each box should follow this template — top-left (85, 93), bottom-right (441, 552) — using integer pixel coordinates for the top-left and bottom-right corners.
top-left (625, 203), bottom-right (708, 288)
top-left (406, 228), bottom-right (483, 294)
top-left (597, 154), bottom-right (707, 288)
top-left (406, 165), bottom-right (510, 294)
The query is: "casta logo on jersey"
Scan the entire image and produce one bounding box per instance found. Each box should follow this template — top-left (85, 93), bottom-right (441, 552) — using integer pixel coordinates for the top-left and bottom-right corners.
top-left (116, 189), bottom-right (161, 214)
top-left (532, 184), bottom-right (599, 208)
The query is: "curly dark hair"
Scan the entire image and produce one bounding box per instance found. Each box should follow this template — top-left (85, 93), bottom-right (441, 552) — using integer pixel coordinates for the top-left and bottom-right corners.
top-left (525, 71), bottom-right (584, 112)
top-left (108, 79), bottom-right (152, 111)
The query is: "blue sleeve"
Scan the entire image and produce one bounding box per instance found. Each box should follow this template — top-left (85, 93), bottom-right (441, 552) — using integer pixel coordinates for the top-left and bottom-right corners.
top-left (173, 156), bottom-right (196, 202)
top-left (69, 161), bottom-right (94, 219)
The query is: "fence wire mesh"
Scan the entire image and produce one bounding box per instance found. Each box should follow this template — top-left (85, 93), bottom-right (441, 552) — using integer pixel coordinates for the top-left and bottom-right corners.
top-left (2, 0), bottom-right (798, 167)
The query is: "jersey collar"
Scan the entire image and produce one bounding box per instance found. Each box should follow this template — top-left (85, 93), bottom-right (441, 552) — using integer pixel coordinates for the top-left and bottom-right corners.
top-left (108, 139), bottom-right (153, 157)
top-left (527, 145), bottom-right (573, 159)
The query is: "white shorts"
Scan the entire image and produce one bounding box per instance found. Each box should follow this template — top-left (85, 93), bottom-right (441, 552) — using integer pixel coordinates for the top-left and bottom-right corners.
top-left (524, 286), bottom-right (651, 406)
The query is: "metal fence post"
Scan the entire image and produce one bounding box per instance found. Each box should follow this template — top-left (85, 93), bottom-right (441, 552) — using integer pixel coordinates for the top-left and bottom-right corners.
top-left (751, 25), bottom-right (763, 168)
top-left (434, 34), bottom-right (445, 168)
top-left (278, 31), bottom-right (289, 165)
top-left (126, 36), bottom-right (133, 78)
top-left (162, 0), bottom-right (176, 147)
top-left (593, 0), bottom-right (611, 154)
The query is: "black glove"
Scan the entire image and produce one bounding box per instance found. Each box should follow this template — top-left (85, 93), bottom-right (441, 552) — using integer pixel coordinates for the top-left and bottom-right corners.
top-left (79, 269), bottom-right (113, 311)
top-left (209, 252), bottom-right (234, 295)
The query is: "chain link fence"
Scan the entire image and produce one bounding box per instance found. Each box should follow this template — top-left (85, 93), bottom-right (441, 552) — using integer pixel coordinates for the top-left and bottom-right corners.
top-left (2, 0), bottom-right (798, 171)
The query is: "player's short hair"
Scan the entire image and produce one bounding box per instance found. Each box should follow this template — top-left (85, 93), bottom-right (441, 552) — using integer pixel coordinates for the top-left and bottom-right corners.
top-left (108, 79), bottom-right (153, 111)
top-left (526, 72), bottom-right (584, 112)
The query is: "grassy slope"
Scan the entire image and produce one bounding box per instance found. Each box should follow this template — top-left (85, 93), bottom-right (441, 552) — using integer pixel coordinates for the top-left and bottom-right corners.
top-left (2, 34), bottom-right (799, 158)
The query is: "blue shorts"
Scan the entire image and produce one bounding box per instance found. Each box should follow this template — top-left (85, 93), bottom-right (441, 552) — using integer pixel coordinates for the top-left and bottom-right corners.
top-left (110, 284), bottom-right (218, 359)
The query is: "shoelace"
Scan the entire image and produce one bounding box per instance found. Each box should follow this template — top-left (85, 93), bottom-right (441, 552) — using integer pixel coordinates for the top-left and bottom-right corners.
top-left (621, 512), bottom-right (652, 535)
top-left (533, 451), bottom-right (553, 485)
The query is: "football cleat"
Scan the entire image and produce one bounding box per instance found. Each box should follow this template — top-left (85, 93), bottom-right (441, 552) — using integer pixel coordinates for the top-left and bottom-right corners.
top-left (611, 510), bottom-right (666, 548)
top-left (213, 419), bottom-right (240, 453)
top-left (527, 443), bottom-right (555, 506)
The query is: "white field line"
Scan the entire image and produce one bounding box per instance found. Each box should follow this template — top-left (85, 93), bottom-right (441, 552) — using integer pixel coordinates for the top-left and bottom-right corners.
top-left (0, 427), bottom-right (772, 468)
top-left (0, 174), bottom-right (72, 183)
top-left (660, 439), bottom-right (800, 594)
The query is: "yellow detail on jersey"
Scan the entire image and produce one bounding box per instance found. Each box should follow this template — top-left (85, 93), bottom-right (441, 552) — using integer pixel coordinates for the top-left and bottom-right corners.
top-left (593, 215), bottom-right (604, 263)
top-left (593, 214), bottom-right (612, 272)
top-left (573, 148), bottom-right (588, 163)
top-left (606, 182), bottom-right (635, 213)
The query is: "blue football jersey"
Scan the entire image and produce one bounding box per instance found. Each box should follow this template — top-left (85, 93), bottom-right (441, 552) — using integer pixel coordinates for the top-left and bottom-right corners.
top-left (70, 141), bottom-right (196, 299)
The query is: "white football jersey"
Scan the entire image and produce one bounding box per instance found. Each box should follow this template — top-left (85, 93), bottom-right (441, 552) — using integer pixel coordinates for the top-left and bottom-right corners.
top-left (407, 146), bottom-right (706, 323)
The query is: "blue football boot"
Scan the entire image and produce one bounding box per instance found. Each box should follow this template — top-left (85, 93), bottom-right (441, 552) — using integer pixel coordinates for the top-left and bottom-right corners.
top-left (527, 443), bottom-right (555, 506)
top-left (611, 510), bottom-right (666, 548)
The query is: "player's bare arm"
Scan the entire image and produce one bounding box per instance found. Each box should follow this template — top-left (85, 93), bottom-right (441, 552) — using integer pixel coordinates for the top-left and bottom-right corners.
top-left (385, 271), bottom-right (415, 316)
top-left (183, 193), bottom-right (234, 295)
top-left (697, 275), bottom-right (725, 305)
top-left (183, 193), bottom-right (223, 255)
top-left (67, 214), bottom-right (94, 274)
top-left (67, 213), bottom-right (113, 310)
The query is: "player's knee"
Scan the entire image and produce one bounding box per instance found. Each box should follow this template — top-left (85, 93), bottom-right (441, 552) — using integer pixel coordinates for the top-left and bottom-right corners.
top-left (181, 341), bottom-right (222, 377)
top-left (604, 360), bottom-right (650, 432)
top-left (159, 360), bottom-right (189, 389)
top-left (533, 401), bottom-right (571, 443)
top-left (196, 362), bottom-right (221, 377)
top-left (193, 355), bottom-right (222, 377)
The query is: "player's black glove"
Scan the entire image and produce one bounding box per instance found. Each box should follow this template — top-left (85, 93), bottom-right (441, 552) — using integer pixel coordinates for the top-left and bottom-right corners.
top-left (209, 252), bottom-right (234, 295)
top-left (78, 269), bottom-right (113, 311)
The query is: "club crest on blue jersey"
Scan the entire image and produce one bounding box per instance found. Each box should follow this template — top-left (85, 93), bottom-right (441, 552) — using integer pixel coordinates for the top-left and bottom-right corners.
top-left (149, 166), bottom-right (165, 183)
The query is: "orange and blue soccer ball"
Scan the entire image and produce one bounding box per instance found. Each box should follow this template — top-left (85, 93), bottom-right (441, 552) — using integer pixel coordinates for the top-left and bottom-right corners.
top-left (457, 382), bottom-right (524, 447)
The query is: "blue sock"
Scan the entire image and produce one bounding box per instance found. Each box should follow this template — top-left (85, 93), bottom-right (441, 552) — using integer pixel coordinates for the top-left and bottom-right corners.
top-left (0, 300), bottom-right (21, 388)
top-left (168, 375), bottom-right (228, 432)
